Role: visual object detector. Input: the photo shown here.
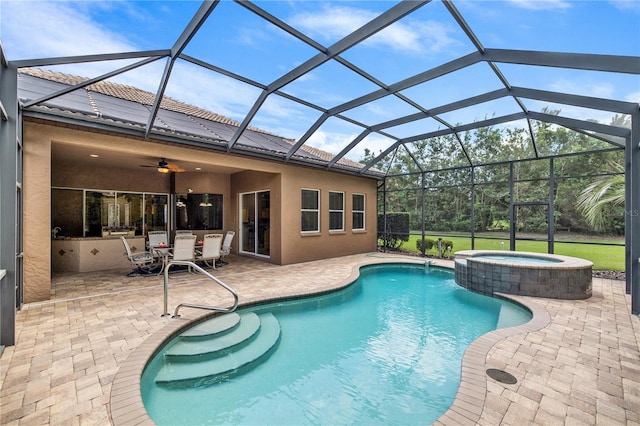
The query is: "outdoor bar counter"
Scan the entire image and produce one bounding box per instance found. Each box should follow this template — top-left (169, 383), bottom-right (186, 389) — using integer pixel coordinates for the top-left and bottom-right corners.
top-left (52, 236), bottom-right (146, 273)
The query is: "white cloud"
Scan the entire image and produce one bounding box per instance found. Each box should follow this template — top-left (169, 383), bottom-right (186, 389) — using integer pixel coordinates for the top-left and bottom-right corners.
top-left (166, 62), bottom-right (261, 123)
top-left (1, 1), bottom-right (262, 124)
top-left (626, 91), bottom-right (640, 103)
top-left (1, 0), bottom-right (157, 86)
top-left (307, 129), bottom-right (356, 156)
top-left (609, 0), bottom-right (640, 13)
top-left (351, 134), bottom-right (396, 162)
top-left (548, 79), bottom-right (615, 99)
top-left (369, 19), bottom-right (455, 54)
top-left (528, 98), bottom-right (619, 124)
top-left (289, 4), bottom-right (456, 54)
top-left (506, 0), bottom-right (572, 11)
top-left (306, 129), bottom-right (395, 162)
top-left (1, 1), bottom-right (135, 61)
top-left (291, 6), bottom-right (372, 41)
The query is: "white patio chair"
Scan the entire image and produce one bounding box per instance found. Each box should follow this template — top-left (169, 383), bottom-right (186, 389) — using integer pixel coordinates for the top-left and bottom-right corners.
top-left (148, 230), bottom-right (168, 249)
top-left (121, 236), bottom-right (156, 276)
top-left (218, 231), bottom-right (235, 266)
top-left (148, 230), bottom-right (170, 274)
top-left (169, 234), bottom-right (197, 273)
top-left (196, 234), bottom-right (223, 269)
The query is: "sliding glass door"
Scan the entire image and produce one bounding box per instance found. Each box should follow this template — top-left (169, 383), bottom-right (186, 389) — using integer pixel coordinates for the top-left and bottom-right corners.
top-left (240, 190), bottom-right (270, 257)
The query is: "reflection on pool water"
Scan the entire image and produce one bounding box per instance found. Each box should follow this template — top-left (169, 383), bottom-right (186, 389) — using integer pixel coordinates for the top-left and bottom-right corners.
top-left (141, 264), bottom-right (531, 425)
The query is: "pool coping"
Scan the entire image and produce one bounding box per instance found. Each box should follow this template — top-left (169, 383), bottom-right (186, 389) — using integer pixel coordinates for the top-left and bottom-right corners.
top-left (109, 257), bottom-right (550, 426)
top-left (455, 249), bottom-right (593, 269)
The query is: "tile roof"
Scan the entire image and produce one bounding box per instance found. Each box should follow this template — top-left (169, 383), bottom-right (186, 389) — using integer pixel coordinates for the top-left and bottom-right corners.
top-left (18, 68), bottom-right (370, 172)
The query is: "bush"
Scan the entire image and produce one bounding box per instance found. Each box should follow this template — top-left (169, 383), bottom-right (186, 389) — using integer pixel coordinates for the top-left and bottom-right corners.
top-left (416, 237), bottom-right (453, 257)
top-left (378, 213), bottom-right (410, 249)
top-left (439, 239), bottom-right (454, 257)
top-left (416, 237), bottom-right (435, 253)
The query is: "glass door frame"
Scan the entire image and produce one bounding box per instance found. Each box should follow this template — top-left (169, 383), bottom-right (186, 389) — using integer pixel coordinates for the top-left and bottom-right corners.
top-left (239, 190), bottom-right (270, 259)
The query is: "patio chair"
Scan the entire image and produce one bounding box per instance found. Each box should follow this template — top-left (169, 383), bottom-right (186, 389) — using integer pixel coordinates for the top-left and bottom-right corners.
top-left (218, 231), bottom-right (235, 266)
top-left (148, 230), bottom-right (168, 249)
top-left (169, 234), bottom-right (197, 273)
top-left (121, 236), bottom-right (156, 276)
top-left (196, 233), bottom-right (223, 269)
top-left (147, 230), bottom-right (170, 275)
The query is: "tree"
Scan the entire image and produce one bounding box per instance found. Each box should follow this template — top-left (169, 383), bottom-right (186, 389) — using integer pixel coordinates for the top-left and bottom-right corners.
top-left (576, 161), bottom-right (625, 233)
top-left (363, 110), bottom-right (626, 238)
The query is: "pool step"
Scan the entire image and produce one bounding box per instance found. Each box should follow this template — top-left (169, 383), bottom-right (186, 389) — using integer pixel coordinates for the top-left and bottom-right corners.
top-left (155, 312), bottom-right (280, 385)
top-left (165, 312), bottom-right (261, 361)
top-left (179, 312), bottom-right (241, 339)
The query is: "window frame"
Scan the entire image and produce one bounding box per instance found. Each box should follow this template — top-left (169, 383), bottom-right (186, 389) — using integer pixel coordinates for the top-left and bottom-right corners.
top-left (328, 190), bottom-right (345, 232)
top-left (175, 193), bottom-right (223, 231)
top-left (301, 188), bottom-right (320, 233)
top-left (352, 193), bottom-right (366, 231)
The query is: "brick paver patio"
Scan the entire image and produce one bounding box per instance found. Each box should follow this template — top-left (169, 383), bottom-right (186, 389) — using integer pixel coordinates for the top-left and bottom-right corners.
top-left (1, 253), bottom-right (638, 425)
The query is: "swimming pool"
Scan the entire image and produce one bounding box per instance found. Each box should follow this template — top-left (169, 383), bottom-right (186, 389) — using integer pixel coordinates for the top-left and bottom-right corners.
top-left (141, 264), bottom-right (531, 425)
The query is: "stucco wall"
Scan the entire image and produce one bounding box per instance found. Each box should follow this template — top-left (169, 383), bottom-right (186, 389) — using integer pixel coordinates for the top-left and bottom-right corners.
top-left (23, 124), bottom-right (53, 302)
top-left (280, 167), bottom-right (377, 265)
top-left (231, 170), bottom-right (282, 265)
top-left (23, 120), bottom-right (378, 301)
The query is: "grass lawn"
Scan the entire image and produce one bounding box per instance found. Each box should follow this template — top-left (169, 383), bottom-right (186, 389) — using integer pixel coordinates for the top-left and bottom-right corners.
top-left (399, 234), bottom-right (625, 271)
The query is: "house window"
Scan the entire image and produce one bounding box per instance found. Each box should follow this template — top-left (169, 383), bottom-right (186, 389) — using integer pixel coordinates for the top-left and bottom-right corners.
top-left (52, 187), bottom-right (169, 238)
top-left (329, 191), bottom-right (344, 231)
top-left (301, 189), bottom-right (320, 233)
top-left (352, 193), bottom-right (365, 231)
top-left (176, 193), bottom-right (223, 230)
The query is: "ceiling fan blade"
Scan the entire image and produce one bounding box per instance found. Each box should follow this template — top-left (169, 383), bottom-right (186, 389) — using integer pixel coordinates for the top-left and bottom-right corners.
top-left (167, 163), bottom-right (185, 173)
top-left (139, 158), bottom-right (183, 172)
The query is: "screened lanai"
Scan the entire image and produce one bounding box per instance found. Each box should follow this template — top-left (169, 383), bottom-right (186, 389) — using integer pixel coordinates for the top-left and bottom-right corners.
top-left (0, 0), bottom-right (639, 347)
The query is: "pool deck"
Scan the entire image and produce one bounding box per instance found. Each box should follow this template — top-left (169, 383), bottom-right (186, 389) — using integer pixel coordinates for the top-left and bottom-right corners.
top-left (0, 252), bottom-right (638, 425)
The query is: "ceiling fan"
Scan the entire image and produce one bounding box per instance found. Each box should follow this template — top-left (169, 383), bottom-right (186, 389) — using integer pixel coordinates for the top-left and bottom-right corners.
top-left (140, 158), bottom-right (185, 174)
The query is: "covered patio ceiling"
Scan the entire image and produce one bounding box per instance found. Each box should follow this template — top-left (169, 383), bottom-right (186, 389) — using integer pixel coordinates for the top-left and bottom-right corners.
top-left (2, 0), bottom-right (638, 176)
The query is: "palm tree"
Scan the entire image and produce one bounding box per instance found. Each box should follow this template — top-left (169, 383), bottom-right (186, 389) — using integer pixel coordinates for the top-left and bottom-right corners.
top-left (576, 161), bottom-right (625, 232)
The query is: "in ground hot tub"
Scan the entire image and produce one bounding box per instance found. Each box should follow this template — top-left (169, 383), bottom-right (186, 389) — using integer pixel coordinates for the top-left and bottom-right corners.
top-left (454, 250), bottom-right (592, 300)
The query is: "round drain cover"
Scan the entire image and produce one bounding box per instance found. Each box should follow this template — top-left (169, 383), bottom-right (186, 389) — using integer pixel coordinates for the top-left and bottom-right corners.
top-left (486, 368), bottom-right (517, 384)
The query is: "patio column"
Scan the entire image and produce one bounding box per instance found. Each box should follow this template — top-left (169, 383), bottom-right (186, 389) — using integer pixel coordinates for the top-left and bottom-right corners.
top-left (23, 125), bottom-right (52, 302)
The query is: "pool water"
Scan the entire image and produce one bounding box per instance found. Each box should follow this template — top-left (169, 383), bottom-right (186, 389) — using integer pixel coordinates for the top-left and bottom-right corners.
top-left (474, 254), bottom-right (563, 264)
top-left (142, 264), bottom-right (531, 425)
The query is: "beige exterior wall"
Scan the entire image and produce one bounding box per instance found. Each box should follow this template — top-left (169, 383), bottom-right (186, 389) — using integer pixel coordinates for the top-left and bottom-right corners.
top-left (231, 170), bottom-right (282, 265)
top-left (24, 125), bottom-right (53, 302)
top-left (52, 237), bottom-right (146, 273)
top-left (280, 167), bottom-right (377, 265)
top-left (23, 120), bottom-right (378, 302)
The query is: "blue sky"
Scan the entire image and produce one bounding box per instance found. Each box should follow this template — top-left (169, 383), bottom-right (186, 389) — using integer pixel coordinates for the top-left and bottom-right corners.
top-left (1, 0), bottom-right (639, 161)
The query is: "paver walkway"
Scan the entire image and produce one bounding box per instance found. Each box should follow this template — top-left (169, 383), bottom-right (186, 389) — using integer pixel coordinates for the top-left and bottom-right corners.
top-left (0, 253), bottom-right (638, 425)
